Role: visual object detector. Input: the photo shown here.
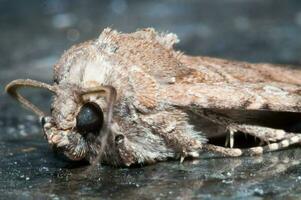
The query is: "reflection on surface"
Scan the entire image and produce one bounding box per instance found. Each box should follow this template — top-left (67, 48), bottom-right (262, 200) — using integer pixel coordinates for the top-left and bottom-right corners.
top-left (1, 136), bottom-right (301, 199)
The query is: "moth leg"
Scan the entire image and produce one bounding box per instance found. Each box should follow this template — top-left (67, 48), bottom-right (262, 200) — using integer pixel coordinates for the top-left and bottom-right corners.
top-left (225, 127), bottom-right (235, 148)
top-left (245, 133), bottom-right (301, 155)
top-left (228, 124), bottom-right (295, 144)
top-left (140, 110), bottom-right (206, 162)
top-left (194, 109), bottom-right (298, 147)
top-left (191, 108), bottom-right (239, 148)
top-left (203, 133), bottom-right (301, 157)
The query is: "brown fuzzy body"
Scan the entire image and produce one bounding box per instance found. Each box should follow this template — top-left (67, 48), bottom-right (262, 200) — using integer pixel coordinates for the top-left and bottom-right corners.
top-left (6, 28), bottom-right (301, 166)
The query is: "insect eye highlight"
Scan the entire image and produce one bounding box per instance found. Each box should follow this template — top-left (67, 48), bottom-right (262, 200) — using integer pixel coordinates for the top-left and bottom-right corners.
top-left (76, 102), bottom-right (104, 136)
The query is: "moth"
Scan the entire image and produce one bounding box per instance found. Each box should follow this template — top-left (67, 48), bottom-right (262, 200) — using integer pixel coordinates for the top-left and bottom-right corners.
top-left (5, 28), bottom-right (301, 166)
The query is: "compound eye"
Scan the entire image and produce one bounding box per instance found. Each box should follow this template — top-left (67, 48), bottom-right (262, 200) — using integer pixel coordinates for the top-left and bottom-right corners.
top-left (76, 102), bottom-right (104, 136)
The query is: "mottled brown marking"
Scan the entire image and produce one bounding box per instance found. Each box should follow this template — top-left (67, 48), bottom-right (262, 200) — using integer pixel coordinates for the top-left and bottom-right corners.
top-left (5, 28), bottom-right (301, 166)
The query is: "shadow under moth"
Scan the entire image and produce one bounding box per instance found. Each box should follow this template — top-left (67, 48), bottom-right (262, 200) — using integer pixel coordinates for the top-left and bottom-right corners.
top-left (5, 28), bottom-right (301, 166)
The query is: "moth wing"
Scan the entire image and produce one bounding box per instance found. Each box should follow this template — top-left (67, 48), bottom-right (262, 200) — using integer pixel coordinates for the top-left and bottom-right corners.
top-left (180, 55), bottom-right (301, 85)
top-left (161, 55), bottom-right (301, 132)
top-left (162, 54), bottom-right (301, 112)
top-left (161, 82), bottom-right (301, 113)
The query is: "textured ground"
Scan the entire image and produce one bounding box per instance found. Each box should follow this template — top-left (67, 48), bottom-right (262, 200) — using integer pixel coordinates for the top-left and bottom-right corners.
top-left (0, 0), bottom-right (301, 199)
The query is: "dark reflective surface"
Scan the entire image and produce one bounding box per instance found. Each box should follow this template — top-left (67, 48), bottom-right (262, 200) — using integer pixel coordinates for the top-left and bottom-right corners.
top-left (0, 0), bottom-right (301, 199)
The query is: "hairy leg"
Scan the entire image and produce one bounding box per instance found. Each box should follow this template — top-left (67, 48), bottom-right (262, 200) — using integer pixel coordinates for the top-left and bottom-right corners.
top-left (203, 133), bottom-right (301, 157)
top-left (228, 124), bottom-right (295, 143)
top-left (140, 110), bottom-right (207, 161)
top-left (191, 109), bottom-right (301, 156)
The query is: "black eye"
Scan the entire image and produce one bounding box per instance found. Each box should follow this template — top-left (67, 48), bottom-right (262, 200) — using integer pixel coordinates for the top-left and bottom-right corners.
top-left (76, 102), bottom-right (104, 136)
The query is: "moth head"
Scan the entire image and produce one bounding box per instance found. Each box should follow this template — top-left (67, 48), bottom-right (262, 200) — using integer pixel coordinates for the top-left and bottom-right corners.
top-left (5, 79), bottom-right (117, 162)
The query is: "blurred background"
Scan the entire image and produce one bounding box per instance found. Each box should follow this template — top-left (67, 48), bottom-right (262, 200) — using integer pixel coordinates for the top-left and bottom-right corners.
top-left (0, 0), bottom-right (301, 199)
top-left (1, 0), bottom-right (301, 84)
